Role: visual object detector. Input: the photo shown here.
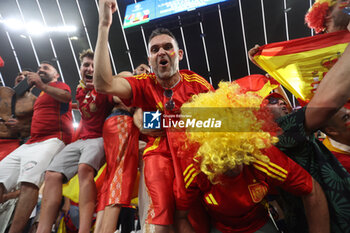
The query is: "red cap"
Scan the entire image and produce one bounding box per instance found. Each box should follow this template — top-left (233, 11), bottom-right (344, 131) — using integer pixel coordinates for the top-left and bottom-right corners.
top-left (264, 92), bottom-right (293, 111)
top-left (265, 92), bottom-right (285, 101)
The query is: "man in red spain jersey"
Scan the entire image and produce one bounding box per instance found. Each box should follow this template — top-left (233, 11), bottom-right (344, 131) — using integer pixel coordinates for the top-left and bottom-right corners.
top-left (36, 50), bottom-right (114, 233)
top-left (247, 5), bottom-right (350, 231)
top-left (0, 62), bottom-right (73, 233)
top-left (95, 71), bottom-right (137, 233)
top-left (322, 105), bottom-right (350, 173)
top-left (94, 1), bottom-right (213, 232)
top-left (177, 145), bottom-right (329, 233)
top-left (95, 65), bottom-right (151, 233)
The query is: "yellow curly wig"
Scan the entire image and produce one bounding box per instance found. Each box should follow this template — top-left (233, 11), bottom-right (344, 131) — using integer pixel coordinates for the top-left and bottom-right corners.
top-left (181, 82), bottom-right (279, 183)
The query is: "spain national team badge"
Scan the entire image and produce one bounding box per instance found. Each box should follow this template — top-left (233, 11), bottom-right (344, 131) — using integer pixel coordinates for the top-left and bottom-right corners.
top-left (248, 183), bottom-right (268, 203)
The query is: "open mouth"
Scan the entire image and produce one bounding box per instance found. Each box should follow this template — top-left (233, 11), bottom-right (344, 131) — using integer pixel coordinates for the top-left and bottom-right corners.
top-left (159, 59), bottom-right (168, 66)
top-left (38, 71), bottom-right (46, 76)
top-left (85, 74), bottom-right (93, 80)
top-left (282, 107), bottom-right (289, 114)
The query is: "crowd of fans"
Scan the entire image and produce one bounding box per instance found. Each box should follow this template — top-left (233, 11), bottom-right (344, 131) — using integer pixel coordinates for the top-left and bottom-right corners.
top-left (1, 0), bottom-right (350, 233)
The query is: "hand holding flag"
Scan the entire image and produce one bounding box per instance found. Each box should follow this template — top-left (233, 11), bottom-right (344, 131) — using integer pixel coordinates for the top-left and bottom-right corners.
top-left (252, 30), bottom-right (350, 102)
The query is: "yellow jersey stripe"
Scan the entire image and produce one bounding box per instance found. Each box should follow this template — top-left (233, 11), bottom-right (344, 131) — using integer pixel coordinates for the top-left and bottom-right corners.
top-left (183, 164), bottom-right (194, 176)
top-left (185, 171), bottom-right (199, 188)
top-left (182, 73), bottom-right (212, 90)
top-left (183, 76), bottom-right (212, 91)
top-left (253, 164), bottom-right (285, 182)
top-left (254, 160), bottom-right (287, 179)
top-left (134, 74), bottom-right (148, 80)
top-left (183, 73), bottom-right (209, 85)
top-left (143, 137), bottom-right (161, 155)
top-left (156, 102), bottom-right (164, 111)
top-left (205, 196), bottom-right (213, 205)
top-left (184, 78), bottom-right (211, 91)
top-left (182, 73), bottom-right (206, 81)
top-left (208, 194), bottom-right (218, 205)
top-left (184, 168), bottom-right (196, 183)
top-left (133, 73), bottom-right (157, 81)
top-left (268, 161), bottom-right (288, 174)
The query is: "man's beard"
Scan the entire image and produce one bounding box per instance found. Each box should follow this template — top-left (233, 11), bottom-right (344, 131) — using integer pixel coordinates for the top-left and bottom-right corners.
top-left (40, 75), bottom-right (53, 83)
top-left (154, 61), bottom-right (178, 80)
top-left (155, 67), bottom-right (176, 80)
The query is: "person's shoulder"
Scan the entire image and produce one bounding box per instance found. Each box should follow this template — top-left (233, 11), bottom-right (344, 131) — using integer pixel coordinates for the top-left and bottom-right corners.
top-left (276, 107), bottom-right (310, 150)
top-left (125, 73), bottom-right (157, 88)
top-left (0, 86), bottom-right (14, 94)
top-left (277, 107), bottom-right (306, 129)
top-left (180, 70), bottom-right (213, 91)
top-left (252, 146), bottom-right (289, 182)
top-left (261, 145), bottom-right (290, 165)
top-left (51, 81), bottom-right (71, 89)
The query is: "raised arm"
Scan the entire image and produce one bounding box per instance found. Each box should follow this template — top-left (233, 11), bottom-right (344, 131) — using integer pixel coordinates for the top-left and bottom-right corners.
top-left (301, 178), bottom-right (330, 233)
top-left (305, 42), bottom-right (350, 132)
top-left (94, 0), bottom-right (132, 99)
top-left (248, 44), bottom-right (264, 70)
top-left (26, 72), bottom-right (71, 103)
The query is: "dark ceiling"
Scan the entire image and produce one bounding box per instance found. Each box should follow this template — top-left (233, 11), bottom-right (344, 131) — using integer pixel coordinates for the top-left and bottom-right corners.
top-left (0, 0), bottom-right (314, 101)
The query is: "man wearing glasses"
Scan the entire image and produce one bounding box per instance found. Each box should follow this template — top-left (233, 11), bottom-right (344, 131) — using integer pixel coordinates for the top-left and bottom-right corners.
top-left (94, 1), bottom-right (213, 232)
top-left (248, 1), bottom-right (350, 229)
top-left (264, 93), bottom-right (291, 120)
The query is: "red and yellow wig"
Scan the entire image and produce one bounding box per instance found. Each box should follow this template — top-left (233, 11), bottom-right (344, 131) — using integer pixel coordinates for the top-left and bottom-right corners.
top-left (181, 82), bottom-right (279, 183)
top-left (305, 0), bottom-right (337, 33)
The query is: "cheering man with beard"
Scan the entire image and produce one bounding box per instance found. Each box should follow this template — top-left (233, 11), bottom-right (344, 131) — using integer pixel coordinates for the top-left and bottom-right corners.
top-left (94, 1), bottom-right (213, 232)
top-left (0, 62), bottom-right (73, 233)
top-left (36, 50), bottom-right (114, 233)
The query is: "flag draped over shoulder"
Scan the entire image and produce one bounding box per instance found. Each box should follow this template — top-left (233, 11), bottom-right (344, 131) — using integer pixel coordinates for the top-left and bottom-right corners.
top-left (253, 30), bottom-right (350, 102)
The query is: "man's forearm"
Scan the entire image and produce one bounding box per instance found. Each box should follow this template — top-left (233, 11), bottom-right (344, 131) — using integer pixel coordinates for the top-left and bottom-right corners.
top-left (311, 43), bottom-right (350, 108)
top-left (302, 179), bottom-right (330, 233)
top-left (306, 43), bottom-right (350, 131)
top-left (41, 84), bottom-right (71, 103)
top-left (93, 24), bottom-right (114, 94)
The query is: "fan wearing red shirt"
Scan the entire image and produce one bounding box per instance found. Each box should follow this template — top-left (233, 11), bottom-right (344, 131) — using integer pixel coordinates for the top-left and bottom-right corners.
top-left (95, 66), bottom-right (151, 233)
top-left (0, 62), bottom-right (73, 233)
top-left (322, 106), bottom-right (350, 173)
top-left (177, 146), bottom-right (329, 233)
top-left (37, 50), bottom-right (113, 233)
top-left (95, 3), bottom-right (213, 231)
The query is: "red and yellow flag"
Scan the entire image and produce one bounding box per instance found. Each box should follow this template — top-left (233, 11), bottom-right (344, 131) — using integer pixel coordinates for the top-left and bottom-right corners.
top-left (253, 30), bottom-right (350, 102)
top-left (234, 74), bottom-right (279, 98)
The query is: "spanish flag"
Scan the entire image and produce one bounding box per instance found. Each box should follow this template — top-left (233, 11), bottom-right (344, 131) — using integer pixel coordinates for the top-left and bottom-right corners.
top-left (234, 74), bottom-right (279, 98)
top-left (253, 30), bottom-right (350, 102)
